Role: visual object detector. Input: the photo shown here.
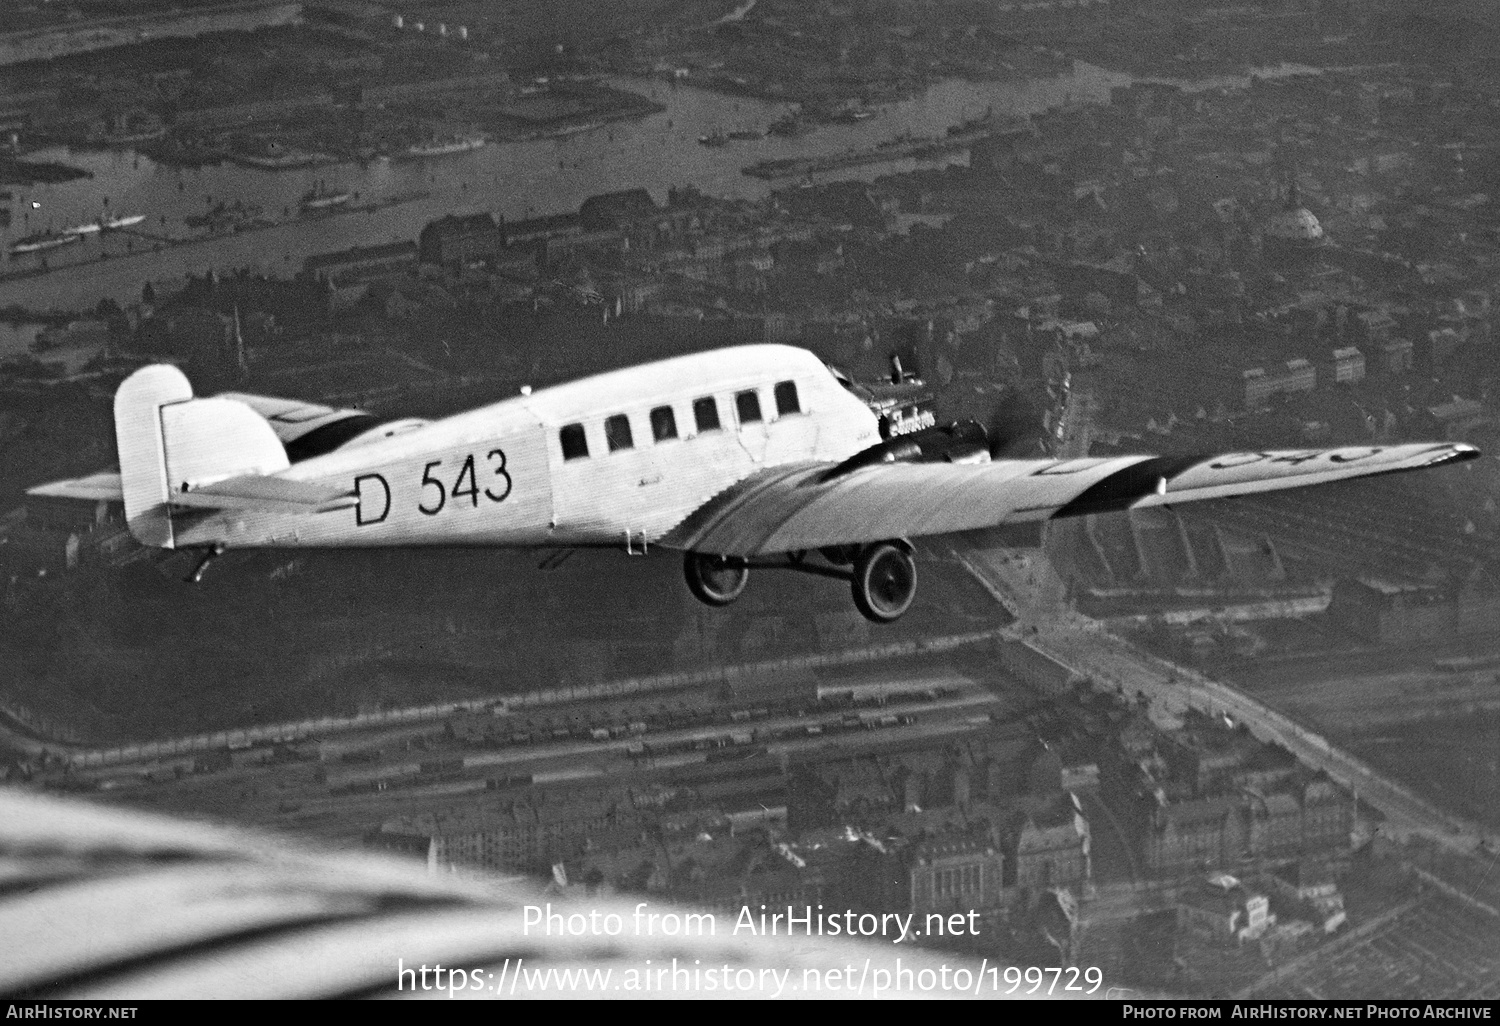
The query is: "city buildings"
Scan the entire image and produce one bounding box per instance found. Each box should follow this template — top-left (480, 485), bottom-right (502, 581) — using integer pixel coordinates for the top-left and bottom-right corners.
top-left (1, 0), bottom-right (1498, 995)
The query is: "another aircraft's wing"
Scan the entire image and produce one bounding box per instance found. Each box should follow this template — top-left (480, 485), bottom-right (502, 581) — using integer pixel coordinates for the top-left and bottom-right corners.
top-left (25, 471), bottom-right (124, 503)
top-left (662, 442), bottom-right (1479, 557)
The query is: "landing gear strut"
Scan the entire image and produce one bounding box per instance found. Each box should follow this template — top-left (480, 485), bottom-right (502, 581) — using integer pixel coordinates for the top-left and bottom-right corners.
top-left (683, 551), bottom-right (749, 607)
top-left (683, 540), bottom-right (919, 624)
top-left (185, 543), bottom-right (226, 584)
top-left (819, 544), bottom-right (860, 566)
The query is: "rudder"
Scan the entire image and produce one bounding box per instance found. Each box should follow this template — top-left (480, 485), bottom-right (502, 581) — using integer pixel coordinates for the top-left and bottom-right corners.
top-left (114, 364), bottom-right (292, 549)
top-left (116, 365), bottom-right (190, 548)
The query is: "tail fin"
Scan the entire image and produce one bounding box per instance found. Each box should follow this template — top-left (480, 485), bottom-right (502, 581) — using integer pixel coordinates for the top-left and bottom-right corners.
top-left (114, 365), bottom-right (291, 548)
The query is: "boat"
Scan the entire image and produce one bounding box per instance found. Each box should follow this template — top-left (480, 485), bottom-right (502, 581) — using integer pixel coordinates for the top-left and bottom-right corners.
top-left (300, 181), bottom-right (351, 212)
top-left (743, 114), bottom-right (1019, 181)
top-left (10, 231), bottom-right (81, 255)
top-left (186, 200), bottom-right (262, 230)
top-left (697, 130), bottom-right (728, 147)
top-left (767, 112), bottom-right (809, 138)
top-left (829, 105), bottom-right (878, 124)
top-left (944, 107), bottom-right (1027, 142)
top-left (550, 120), bottom-right (605, 138)
top-left (230, 150), bottom-right (328, 170)
top-left (102, 213), bottom-right (145, 231)
top-left (744, 133), bottom-right (971, 181)
top-left (405, 134), bottom-right (487, 158)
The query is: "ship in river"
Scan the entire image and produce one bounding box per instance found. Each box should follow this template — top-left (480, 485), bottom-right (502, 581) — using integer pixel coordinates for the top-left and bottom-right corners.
top-left (767, 112), bottom-right (810, 138)
top-left (300, 181), bottom-right (352, 212)
top-left (743, 111), bottom-right (1027, 180)
top-left (405, 133), bottom-right (487, 158)
top-left (10, 231), bottom-right (81, 255)
top-left (61, 211), bottom-right (142, 236)
top-left (185, 200), bottom-right (263, 231)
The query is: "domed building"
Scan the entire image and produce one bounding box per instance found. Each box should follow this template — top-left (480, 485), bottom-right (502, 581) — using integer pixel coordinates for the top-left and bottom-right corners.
top-left (1261, 182), bottom-right (1327, 262)
top-left (1264, 205), bottom-right (1326, 246)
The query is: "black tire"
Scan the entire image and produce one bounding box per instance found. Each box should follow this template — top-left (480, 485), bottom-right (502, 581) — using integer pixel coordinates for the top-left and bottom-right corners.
top-left (851, 542), bottom-right (918, 623)
top-left (683, 552), bottom-right (749, 607)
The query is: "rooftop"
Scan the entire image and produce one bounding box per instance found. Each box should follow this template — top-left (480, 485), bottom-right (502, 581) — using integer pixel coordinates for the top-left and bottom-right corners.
top-left (1264, 206), bottom-right (1326, 244)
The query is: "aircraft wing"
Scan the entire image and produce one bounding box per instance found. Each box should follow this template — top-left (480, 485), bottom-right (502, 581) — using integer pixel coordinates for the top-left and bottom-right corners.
top-left (25, 471), bottom-right (124, 503)
top-left (662, 442), bottom-right (1479, 557)
top-left (0, 790), bottom-right (974, 999)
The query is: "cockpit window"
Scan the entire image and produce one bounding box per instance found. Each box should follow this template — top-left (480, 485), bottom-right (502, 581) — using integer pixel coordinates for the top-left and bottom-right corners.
top-left (560, 423), bottom-right (588, 461)
top-left (774, 380), bottom-right (800, 416)
top-left (826, 363), bottom-right (873, 402)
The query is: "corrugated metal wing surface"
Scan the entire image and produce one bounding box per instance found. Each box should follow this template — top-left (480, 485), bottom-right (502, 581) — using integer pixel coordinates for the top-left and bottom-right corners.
top-left (664, 443), bottom-right (1479, 557)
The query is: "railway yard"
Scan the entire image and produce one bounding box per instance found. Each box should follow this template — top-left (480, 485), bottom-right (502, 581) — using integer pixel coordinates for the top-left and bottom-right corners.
top-left (30, 653), bottom-right (1028, 848)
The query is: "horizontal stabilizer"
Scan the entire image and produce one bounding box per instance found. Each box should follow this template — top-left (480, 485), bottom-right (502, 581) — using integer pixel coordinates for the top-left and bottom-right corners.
top-left (169, 475), bottom-right (356, 515)
top-left (27, 471), bottom-right (124, 503)
top-left (25, 467), bottom-right (357, 516)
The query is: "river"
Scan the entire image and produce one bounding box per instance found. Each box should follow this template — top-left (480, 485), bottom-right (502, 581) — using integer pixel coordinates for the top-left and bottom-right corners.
top-left (0, 61), bottom-right (1320, 317)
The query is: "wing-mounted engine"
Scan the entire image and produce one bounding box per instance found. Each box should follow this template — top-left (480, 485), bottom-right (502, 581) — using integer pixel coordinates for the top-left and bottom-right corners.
top-left (824, 360), bottom-right (988, 467)
top-left (818, 419), bottom-right (990, 483)
top-left (825, 361), bottom-right (936, 438)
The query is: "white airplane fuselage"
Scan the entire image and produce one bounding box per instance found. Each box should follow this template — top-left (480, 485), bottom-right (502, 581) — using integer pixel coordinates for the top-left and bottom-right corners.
top-left (170, 345), bottom-right (881, 552)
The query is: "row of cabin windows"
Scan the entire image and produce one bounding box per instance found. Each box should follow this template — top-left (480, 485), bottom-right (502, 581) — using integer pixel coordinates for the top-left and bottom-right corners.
top-left (559, 380), bottom-right (801, 461)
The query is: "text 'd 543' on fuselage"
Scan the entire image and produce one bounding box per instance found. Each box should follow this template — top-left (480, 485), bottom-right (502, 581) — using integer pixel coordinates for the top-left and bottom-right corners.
top-left (29, 344), bottom-right (1481, 623)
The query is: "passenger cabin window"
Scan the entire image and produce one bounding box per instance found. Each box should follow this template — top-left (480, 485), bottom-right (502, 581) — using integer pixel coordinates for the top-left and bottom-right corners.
top-left (774, 380), bottom-right (801, 416)
top-left (736, 390), bottom-right (763, 425)
top-left (605, 413), bottom-right (634, 452)
top-left (560, 423), bottom-right (589, 461)
top-left (650, 405), bottom-right (678, 442)
top-left (693, 396), bottom-right (721, 432)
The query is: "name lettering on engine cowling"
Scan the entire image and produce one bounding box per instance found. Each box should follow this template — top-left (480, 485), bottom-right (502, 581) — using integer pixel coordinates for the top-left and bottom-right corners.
top-left (884, 406), bottom-right (936, 438)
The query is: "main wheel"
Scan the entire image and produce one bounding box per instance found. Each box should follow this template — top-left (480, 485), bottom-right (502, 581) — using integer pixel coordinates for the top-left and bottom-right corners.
top-left (851, 542), bottom-right (918, 623)
top-left (683, 551), bottom-right (749, 607)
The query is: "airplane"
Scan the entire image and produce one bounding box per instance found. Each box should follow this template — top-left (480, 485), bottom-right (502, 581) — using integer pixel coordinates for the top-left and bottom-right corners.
top-left (29, 343), bottom-right (1480, 623)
